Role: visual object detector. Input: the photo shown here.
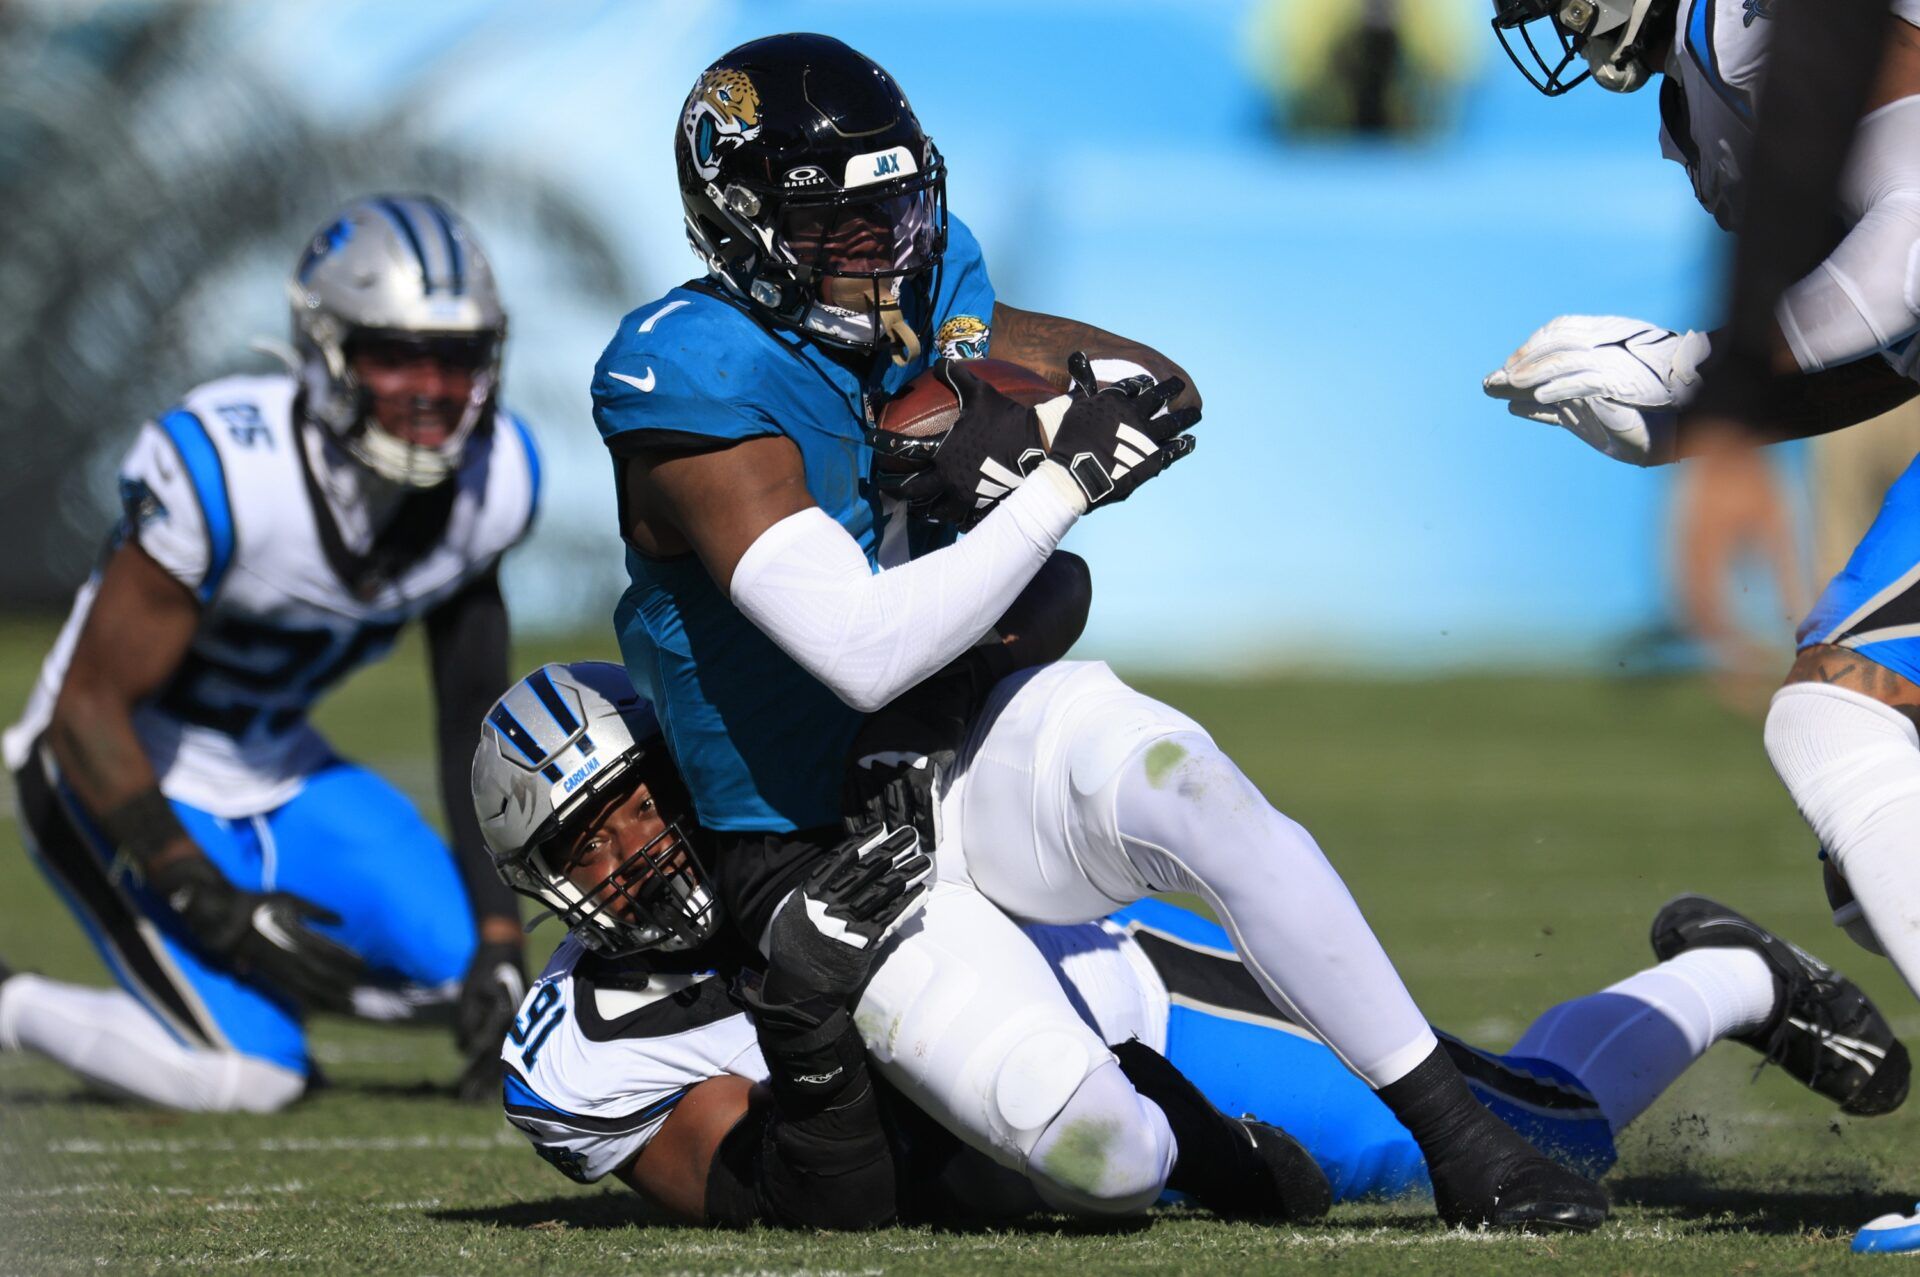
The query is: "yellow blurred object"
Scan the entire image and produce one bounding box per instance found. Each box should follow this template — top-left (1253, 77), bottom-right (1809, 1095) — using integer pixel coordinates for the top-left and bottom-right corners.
top-left (1247, 0), bottom-right (1484, 136)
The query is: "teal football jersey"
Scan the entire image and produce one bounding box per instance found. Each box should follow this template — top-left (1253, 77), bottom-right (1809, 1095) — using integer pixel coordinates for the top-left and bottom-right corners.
top-left (593, 216), bottom-right (996, 832)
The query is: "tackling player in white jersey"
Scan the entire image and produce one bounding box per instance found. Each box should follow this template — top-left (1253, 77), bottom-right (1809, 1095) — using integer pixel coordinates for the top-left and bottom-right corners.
top-left (473, 662), bottom-right (1908, 1228)
top-left (1482, 0), bottom-right (1920, 1071)
top-left (0, 195), bottom-right (541, 1111)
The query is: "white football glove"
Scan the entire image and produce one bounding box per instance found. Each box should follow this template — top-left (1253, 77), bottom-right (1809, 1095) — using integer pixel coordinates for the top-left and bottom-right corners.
top-left (1483, 316), bottom-right (1711, 467)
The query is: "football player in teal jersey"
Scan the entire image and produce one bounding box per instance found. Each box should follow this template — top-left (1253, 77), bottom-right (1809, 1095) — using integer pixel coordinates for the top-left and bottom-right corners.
top-left (592, 33), bottom-right (1605, 1230)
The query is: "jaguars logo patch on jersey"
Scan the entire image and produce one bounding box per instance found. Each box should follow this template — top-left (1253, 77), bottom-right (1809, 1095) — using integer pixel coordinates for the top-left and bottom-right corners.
top-left (936, 314), bottom-right (990, 361)
top-left (684, 68), bottom-right (763, 182)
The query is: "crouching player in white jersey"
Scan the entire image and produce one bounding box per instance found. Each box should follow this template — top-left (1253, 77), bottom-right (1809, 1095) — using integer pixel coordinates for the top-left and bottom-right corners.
top-left (473, 662), bottom-right (1910, 1227)
top-left (1479, 0), bottom-right (1920, 1091)
top-left (0, 195), bottom-right (542, 1112)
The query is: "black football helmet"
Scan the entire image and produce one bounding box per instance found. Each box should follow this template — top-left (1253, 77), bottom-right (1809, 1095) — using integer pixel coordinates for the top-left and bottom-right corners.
top-left (1492, 0), bottom-right (1677, 95)
top-left (675, 33), bottom-right (948, 365)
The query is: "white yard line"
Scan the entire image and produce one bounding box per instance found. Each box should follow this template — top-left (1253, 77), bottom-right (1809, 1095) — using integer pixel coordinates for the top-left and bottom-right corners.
top-left (48, 1131), bottom-right (520, 1155)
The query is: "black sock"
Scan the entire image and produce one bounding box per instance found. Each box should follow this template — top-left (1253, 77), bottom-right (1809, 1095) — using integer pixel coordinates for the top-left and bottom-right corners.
top-left (1373, 1043), bottom-right (1489, 1159)
top-left (1374, 1042), bottom-right (1608, 1229)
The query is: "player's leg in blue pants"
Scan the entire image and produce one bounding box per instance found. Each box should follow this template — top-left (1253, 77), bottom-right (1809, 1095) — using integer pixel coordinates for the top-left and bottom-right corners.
top-left (1112, 900), bottom-right (1617, 1202)
top-left (6, 745), bottom-right (309, 1106)
top-left (264, 759), bottom-right (476, 1021)
top-left (3, 747), bottom-right (473, 1110)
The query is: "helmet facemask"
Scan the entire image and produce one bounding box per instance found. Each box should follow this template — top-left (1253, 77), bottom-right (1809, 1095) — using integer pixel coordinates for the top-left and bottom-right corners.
top-left (296, 325), bottom-right (503, 490)
top-left (507, 757), bottom-right (719, 957)
top-left (776, 175), bottom-right (947, 366)
top-left (693, 152), bottom-right (948, 367)
top-left (1492, 0), bottom-right (1673, 96)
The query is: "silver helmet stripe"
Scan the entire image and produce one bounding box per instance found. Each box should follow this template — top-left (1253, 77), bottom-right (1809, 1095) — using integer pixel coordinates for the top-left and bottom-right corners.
top-left (487, 700), bottom-right (564, 783)
top-left (369, 195), bottom-right (462, 297)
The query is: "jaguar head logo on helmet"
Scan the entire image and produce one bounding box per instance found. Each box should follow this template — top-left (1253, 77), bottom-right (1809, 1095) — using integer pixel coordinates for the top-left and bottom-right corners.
top-left (1490, 0), bottom-right (1680, 95)
top-left (673, 34), bottom-right (949, 367)
top-left (286, 194), bottom-right (509, 489)
top-left (473, 662), bottom-right (717, 956)
top-left (684, 68), bottom-right (765, 182)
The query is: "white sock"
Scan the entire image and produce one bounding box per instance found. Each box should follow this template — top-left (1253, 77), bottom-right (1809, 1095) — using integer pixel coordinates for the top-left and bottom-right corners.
top-left (1110, 731), bottom-right (1438, 1088)
top-left (1512, 947), bottom-right (1778, 1129)
top-left (1767, 681), bottom-right (1920, 1000)
top-left (0, 975), bottom-right (304, 1113)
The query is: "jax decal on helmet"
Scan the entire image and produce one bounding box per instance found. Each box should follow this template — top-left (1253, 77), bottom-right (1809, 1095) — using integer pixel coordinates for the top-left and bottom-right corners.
top-left (674, 34), bottom-right (949, 365)
top-left (288, 194), bottom-right (509, 488)
top-left (473, 662), bottom-right (715, 955)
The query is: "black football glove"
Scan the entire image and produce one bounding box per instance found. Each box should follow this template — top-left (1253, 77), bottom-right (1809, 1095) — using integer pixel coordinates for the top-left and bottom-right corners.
top-left (453, 939), bottom-right (526, 1102)
top-left (761, 824), bottom-right (932, 1007)
top-left (882, 360), bottom-right (1053, 529)
top-left (844, 651), bottom-right (1005, 849)
top-left (1046, 351), bottom-right (1199, 508)
top-left (146, 853), bottom-right (364, 1013)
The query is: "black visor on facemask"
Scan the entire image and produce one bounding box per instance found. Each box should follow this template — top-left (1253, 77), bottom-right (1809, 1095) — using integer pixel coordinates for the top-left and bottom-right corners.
top-left (776, 183), bottom-right (945, 289)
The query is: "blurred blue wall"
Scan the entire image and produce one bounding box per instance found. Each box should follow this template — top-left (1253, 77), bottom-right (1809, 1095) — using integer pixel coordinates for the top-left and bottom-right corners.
top-left (208, 0), bottom-right (1740, 670)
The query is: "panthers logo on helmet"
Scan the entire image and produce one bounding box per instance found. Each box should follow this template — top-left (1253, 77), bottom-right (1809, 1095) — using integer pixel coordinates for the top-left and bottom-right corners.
top-left (684, 68), bottom-right (764, 182)
top-left (936, 315), bottom-right (990, 361)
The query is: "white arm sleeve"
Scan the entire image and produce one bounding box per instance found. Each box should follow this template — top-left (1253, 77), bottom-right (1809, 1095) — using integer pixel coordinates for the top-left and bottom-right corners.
top-left (729, 459), bottom-right (1085, 713)
top-left (1777, 96), bottom-right (1920, 375)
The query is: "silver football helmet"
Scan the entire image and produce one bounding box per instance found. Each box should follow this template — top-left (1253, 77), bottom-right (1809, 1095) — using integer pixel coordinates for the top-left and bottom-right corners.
top-left (287, 194), bottom-right (508, 488)
top-left (472, 662), bottom-right (716, 956)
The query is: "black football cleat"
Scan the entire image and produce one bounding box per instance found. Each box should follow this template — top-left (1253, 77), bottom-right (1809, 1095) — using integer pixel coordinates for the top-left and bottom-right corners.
top-left (1651, 893), bottom-right (1910, 1116)
top-left (1111, 1038), bottom-right (1331, 1222)
top-left (1427, 1115), bottom-right (1611, 1233)
top-left (1218, 1116), bottom-right (1334, 1224)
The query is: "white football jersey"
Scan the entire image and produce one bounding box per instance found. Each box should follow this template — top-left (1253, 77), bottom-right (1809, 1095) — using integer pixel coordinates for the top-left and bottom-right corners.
top-left (502, 919), bottom-right (1171, 1186)
top-left (501, 938), bottom-right (764, 1185)
top-left (3, 373), bottom-right (540, 815)
top-left (1659, 0), bottom-right (1920, 378)
top-left (1661, 0), bottom-right (1920, 222)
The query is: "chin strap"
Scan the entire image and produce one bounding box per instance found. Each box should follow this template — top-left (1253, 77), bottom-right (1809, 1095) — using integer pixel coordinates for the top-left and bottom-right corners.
top-left (880, 297), bottom-right (921, 368)
top-left (1615, 0), bottom-right (1656, 52)
top-left (1593, 0), bottom-right (1659, 90)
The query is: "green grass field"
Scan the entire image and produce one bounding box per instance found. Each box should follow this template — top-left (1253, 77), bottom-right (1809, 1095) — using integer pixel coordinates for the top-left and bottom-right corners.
top-left (3, 619), bottom-right (1917, 1274)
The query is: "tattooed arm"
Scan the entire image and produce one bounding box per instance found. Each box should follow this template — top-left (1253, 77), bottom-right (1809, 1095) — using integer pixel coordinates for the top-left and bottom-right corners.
top-left (47, 540), bottom-right (203, 870)
top-left (990, 302), bottom-right (1202, 413)
top-left (1787, 644), bottom-right (1920, 730)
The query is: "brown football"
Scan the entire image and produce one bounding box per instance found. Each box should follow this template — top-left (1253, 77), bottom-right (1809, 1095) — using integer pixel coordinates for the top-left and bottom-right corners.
top-left (874, 358), bottom-right (1061, 439)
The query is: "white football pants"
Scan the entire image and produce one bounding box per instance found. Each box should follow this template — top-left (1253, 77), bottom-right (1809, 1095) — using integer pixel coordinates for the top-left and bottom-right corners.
top-left (852, 879), bottom-right (1175, 1215)
top-left (0, 975), bottom-right (305, 1113)
top-left (943, 661), bottom-right (1438, 1088)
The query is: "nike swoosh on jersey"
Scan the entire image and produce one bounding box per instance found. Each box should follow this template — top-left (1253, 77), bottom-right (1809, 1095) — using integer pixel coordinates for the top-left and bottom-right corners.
top-left (609, 369), bottom-right (656, 393)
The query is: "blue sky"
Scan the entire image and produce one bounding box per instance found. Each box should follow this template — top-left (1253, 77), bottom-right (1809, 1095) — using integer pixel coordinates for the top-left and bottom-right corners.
top-left (200, 0), bottom-right (1754, 669)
